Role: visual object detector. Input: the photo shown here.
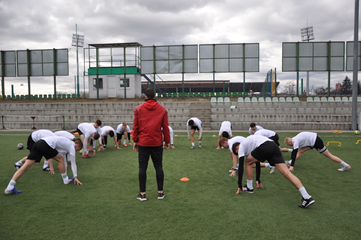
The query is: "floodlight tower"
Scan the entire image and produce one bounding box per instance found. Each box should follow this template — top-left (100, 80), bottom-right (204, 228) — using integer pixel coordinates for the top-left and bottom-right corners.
top-left (71, 24), bottom-right (84, 97)
top-left (301, 26), bottom-right (315, 96)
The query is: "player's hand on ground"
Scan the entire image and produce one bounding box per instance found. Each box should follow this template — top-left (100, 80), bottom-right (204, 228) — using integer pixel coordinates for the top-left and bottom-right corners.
top-left (92, 149), bottom-right (96, 155)
top-left (289, 166), bottom-right (294, 171)
top-left (216, 146), bottom-right (220, 149)
top-left (188, 137), bottom-right (191, 141)
top-left (229, 171), bottom-right (236, 177)
top-left (256, 181), bottom-right (263, 188)
top-left (171, 145), bottom-right (175, 149)
top-left (236, 187), bottom-right (243, 194)
top-left (74, 178), bottom-right (82, 185)
top-left (49, 168), bottom-right (55, 175)
top-left (116, 145), bottom-right (121, 150)
top-left (198, 137), bottom-right (201, 141)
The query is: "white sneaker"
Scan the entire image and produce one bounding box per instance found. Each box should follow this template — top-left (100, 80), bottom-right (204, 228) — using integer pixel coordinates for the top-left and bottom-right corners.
top-left (270, 166), bottom-right (276, 174)
top-left (285, 160), bottom-right (291, 166)
top-left (64, 177), bottom-right (75, 184)
top-left (338, 165), bottom-right (351, 172)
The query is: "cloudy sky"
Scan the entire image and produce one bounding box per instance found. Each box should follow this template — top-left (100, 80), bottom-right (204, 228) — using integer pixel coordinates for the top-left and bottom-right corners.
top-left (0, 0), bottom-right (360, 96)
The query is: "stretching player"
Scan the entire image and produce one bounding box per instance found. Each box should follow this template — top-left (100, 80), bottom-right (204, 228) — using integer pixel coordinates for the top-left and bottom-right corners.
top-left (232, 135), bottom-right (315, 208)
top-left (249, 122), bottom-right (263, 135)
top-left (216, 121), bottom-right (232, 149)
top-left (116, 122), bottom-right (132, 147)
top-left (75, 123), bottom-right (100, 158)
top-left (14, 129), bottom-right (55, 172)
top-left (162, 126), bottom-right (176, 149)
top-left (5, 136), bottom-right (83, 195)
top-left (221, 136), bottom-right (274, 177)
top-left (284, 132), bottom-right (351, 171)
top-left (187, 117), bottom-right (203, 149)
top-left (100, 126), bottom-right (120, 149)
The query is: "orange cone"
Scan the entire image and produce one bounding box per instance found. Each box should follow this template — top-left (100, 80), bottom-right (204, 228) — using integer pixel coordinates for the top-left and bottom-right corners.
top-left (180, 177), bottom-right (189, 181)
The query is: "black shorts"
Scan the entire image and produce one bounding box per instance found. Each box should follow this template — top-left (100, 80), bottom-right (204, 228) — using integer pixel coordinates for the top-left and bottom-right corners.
top-left (27, 140), bottom-right (58, 163)
top-left (191, 125), bottom-right (201, 131)
top-left (117, 132), bottom-right (130, 141)
top-left (312, 136), bottom-right (327, 153)
top-left (251, 141), bottom-right (285, 165)
top-left (269, 134), bottom-right (280, 146)
top-left (26, 134), bottom-right (35, 151)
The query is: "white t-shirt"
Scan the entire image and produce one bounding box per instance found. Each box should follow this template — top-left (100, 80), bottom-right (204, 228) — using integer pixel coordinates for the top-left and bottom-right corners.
top-left (292, 132), bottom-right (317, 150)
top-left (45, 136), bottom-right (78, 177)
top-left (42, 136), bottom-right (76, 157)
top-left (54, 131), bottom-right (75, 140)
top-left (254, 129), bottom-right (276, 138)
top-left (219, 121), bottom-right (232, 137)
top-left (227, 136), bottom-right (246, 153)
top-left (101, 126), bottom-right (115, 136)
top-left (238, 135), bottom-right (272, 158)
top-left (186, 117), bottom-right (203, 137)
top-left (78, 123), bottom-right (97, 139)
top-left (31, 130), bottom-right (54, 142)
top-left (249, 125), bottom-right (264, 135)
top-left (116, 124), bottom-right (130, 134)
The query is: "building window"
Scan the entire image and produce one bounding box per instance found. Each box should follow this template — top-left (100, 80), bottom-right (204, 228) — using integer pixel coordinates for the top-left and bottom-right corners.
top-left (120, 78), bottom-right (130, 88)
top-left (93, 78), bottom-right (103, 89)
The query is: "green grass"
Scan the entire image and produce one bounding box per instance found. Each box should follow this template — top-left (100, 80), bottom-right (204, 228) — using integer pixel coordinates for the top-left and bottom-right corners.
top-left (1, 131), bottom-right (360, 239)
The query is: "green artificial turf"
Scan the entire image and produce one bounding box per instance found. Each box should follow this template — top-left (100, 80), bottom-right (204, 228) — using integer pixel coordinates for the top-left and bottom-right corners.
top-left (0, 131), bottom-right (360, 239)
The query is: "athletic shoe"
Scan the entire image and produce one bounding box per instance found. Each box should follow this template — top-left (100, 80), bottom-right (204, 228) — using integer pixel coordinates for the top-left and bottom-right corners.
top-left (103, 145), bottom-right (107, 149)
top-left (128, 142), bottom-right (132, 146)
top-left (191, 146), bottom-right (195, 149)
top-left (199, 143), bottom-right (202, 148)
top-left (67, 161), bottom-right (71, 165)
top-left (243, 185), bottom-right (254, 193)
top-left (285, 160), bottom-right (291, 166)
top-left (338, 165), bottom-right (351, 172)
top-left (298, 197), bottom-right (315, 208)
top-left (270, 166), bottom-right (276, 174)
top-left (43, 167), bottom-right (50, 171)
top-left (4, 188), bottom-right (22, 195)
top-left (136, 193), bottom-right (147, 201)
top-left (228, 168), bottom-right (238, 172)
top-left (158, 192), bottom-right (165, 200)
top-left (64, 177), bottom-right (75, 185)
top-left (82, 154), bottom-right (91, 159)
top-left (14, 164), bottom-right (21, 170)
top-left (123, 143), bottom-right (127, 147)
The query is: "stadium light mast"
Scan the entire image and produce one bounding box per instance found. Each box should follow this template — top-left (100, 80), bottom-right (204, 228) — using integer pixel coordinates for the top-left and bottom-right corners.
top-left (301, 26), bottom-right (315, 96)
top-left (71, 24), bottom-right (84, 97)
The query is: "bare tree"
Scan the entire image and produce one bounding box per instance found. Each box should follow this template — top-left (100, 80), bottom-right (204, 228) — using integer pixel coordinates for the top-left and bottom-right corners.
top-left (282, 81), bottom-right (296, 95)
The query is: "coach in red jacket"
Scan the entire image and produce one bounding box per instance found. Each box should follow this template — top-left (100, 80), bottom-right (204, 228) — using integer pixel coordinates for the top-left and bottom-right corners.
top-left (133, 88), bottom-right (170, 201)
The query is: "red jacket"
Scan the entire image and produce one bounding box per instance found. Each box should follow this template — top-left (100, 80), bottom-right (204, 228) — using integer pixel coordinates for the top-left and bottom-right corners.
top-left (132, 99), bottom-right (170, 147)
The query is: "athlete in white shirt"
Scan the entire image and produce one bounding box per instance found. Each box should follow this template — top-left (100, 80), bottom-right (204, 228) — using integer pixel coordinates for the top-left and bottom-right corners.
top-left (249, 123), bottom-right (264, 135)
top-left (100, 126), bottom-right (120, 149)
top-left (5, 136), bottom-right (83, 195)
top-left (54, 131), bottom-right (77, 173)
top-left (187, 117), bottom-right (203, 149)
top-left (116, 122), bottom-right (132, 147)
top-left (14, 129), bottom-right (55, 171)
top-left (76, 122), bottom-right (100, 158)
top-left (284, 132), bottom-right (351, 172)
top-left (217, 121), bottom-right (232, 149)
top-left (232, 135), bottom-right (315, 208)
top-left (221, 136), bottom-right (274, 176)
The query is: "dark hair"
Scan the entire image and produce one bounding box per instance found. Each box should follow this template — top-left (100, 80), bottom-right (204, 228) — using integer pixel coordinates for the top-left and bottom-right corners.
top-left (232, 142), bottom-right (240, 154)
top-left (96, 119), bottom-right (102, 126)
top-left (93, 132), bottom-right (100, 140)
top-left (109, 130), bottom-right (114, 137)
top-left (250, 122), bottom-right (256, 128)
top-left (145, 88), bottom-right (155, 99)
top-left (73, 138), bottom-right (83, 149)
top-left (188, 120), bottom-right (194, 126)
top-left (222, 131), bottom-right (229, 138)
